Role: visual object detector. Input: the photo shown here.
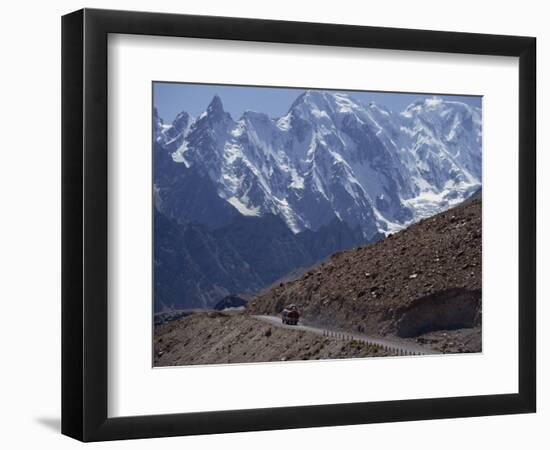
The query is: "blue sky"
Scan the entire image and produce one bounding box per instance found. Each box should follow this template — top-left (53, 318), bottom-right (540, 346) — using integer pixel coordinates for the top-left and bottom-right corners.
top-left (153, 82), bottom-right (482, 124)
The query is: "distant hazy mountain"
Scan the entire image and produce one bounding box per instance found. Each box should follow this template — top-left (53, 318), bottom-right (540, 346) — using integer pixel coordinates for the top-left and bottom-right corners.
top-left (153, 209), bottom-right (367, 311)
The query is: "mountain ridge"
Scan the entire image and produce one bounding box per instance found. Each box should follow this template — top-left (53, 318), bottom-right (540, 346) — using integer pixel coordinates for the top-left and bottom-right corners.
top-left (154, 90), bottom-right (481, 237)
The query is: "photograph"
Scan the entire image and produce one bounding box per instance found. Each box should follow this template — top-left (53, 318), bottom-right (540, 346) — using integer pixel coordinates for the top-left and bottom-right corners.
top-left (0, 0), bottom-right (542, 446)
top-left (152, 83), bottom-right (482, 366)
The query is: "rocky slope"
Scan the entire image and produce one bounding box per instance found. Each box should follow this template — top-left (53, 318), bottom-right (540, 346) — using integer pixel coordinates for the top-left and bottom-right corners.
top-left (154, 312), bottom-right (389, 366)
top-left (247, 199), bottom-right (482, 340)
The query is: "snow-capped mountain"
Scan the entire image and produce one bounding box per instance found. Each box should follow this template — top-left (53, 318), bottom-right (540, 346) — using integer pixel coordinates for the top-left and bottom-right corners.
top-left (154, 90), bottom-right (481, 239)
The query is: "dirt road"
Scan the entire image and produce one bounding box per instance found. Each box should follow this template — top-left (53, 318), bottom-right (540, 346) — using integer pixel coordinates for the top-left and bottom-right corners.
top-left (253, 315), bottom-right (440, 356)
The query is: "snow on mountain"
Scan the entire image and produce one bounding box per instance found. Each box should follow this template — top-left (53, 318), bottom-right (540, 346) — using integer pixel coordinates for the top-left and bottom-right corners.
top-left (154, 91), bottom-right (481, 238)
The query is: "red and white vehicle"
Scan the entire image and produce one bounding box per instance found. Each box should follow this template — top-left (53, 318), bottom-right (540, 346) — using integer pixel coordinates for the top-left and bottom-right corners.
top-left (281, 304), bottom-right (300, 325)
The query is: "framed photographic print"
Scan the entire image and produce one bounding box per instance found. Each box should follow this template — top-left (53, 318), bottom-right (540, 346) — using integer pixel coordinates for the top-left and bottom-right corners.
top-left (62, 8), bottom-right (536, 441)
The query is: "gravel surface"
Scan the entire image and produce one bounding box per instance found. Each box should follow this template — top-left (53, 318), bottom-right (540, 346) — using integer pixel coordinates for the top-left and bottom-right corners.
top-left (154, 311), bottom-right (391, 367)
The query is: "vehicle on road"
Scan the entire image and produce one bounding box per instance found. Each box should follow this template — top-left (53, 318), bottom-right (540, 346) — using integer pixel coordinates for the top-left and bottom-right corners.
top-left (281, 304), bottom-right (299, 325)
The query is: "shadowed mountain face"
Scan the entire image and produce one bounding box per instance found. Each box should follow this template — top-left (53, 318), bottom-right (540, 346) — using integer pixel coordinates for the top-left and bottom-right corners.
top-left (153, 90), bottom-right (481, 311)
top-left (154, 209), bottom-right (369, 311)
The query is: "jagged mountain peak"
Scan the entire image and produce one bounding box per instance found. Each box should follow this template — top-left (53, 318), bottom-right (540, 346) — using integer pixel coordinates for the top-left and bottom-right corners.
top-left (173, 109), bottom-right (189, 123)
top-left (289, 90), bottom-right (326, 111)
top-left (155, 90), bottom-right (481, 240)
top-left (207, 94), bottom-right (224, 113)
top-left (153, 107), bottom-right (163, 138)
top-left (401, 96), bottom-right (480, 119)
top-left (198, 94), bottom-right (231, 124)
top-left (171, 110), bottom-right (190, 133)
top-left (289, 90), bottom-right (361, 116)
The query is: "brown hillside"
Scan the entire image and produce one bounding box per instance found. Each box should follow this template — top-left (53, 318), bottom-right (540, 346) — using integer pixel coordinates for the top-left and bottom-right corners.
top-left (154, 312), bottom-right (389, 366)
top-left (247, 199), bottom-right (481, 338)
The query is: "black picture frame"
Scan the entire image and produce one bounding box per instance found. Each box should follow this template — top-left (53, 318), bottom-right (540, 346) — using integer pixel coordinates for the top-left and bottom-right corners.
top-left (61, 8), bottom-right (536, 442)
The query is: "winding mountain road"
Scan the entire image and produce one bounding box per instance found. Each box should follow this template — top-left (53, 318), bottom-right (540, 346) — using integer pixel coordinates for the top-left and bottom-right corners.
top-left (252, 315), bottom-right (440, 356)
